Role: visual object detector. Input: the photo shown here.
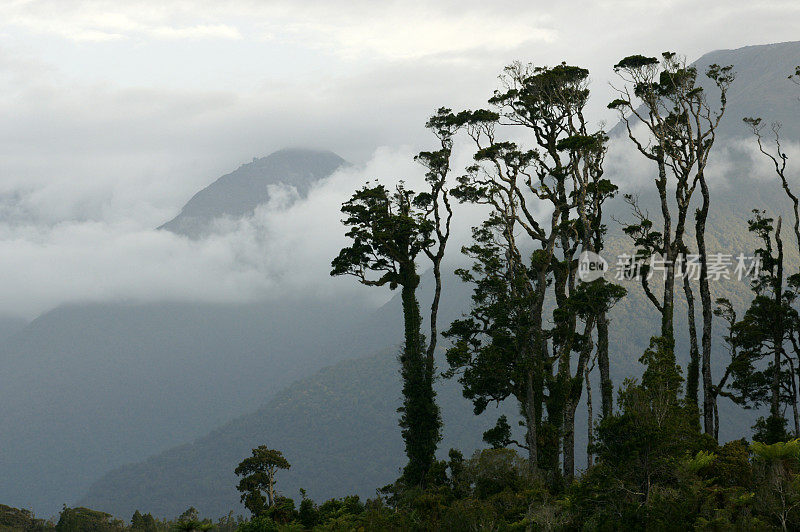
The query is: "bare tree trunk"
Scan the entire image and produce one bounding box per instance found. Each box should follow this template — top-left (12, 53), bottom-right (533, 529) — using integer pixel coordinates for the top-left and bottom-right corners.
top-left (563, 404), bottom-right (575, 483)
top-left (788, 356), bottom-right (800, 436)
top-left (663, 261), bottom-right (676, 342)
top-left (772, 218), bottom-right (784, 420)
top-left (597, 312), bottom-right (612, 418)
top-left (524, 274), bottom-right (550, 475)
top-left (770, 134), bottom-right (800, 257)
top-left (525, 373), bottom-right (539, 473)
top-left (555, 259), bottom-right (573, 482)
top-left (426, 259), bottom-right (442, 378)
top-left (267, 469), bottom-right (275, 507)
top-left (696, 177), bottom-right (715, 435)
top-left (585, 360), bottom-right (594, 468)
top-left (657, 160), bottom-right (676, 345)
top-left (562, 314), bottom-right (596, 482)
top-left (684, 261), bottom-right (701, 427)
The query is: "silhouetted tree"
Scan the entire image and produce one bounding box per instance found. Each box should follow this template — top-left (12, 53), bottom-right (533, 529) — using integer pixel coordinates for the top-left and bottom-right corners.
top-left (610, 52), bottom-right (734, 434)
top-left (235, 446), bottom-right (290, 516)
top-left (331, 110), bottom-right (456, 486)
top-left (55, 506), bottom-right (125, 531)
top-left (444, 62), bottom-right (624, 482)
top-left (130, 510), bottom-right (157, 532)
top-left (719, 212), bottom-right (800, 442)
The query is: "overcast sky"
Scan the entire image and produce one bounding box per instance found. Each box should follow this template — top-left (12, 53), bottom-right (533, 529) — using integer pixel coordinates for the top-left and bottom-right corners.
top-left (0, 0), bottom-right (799, 318)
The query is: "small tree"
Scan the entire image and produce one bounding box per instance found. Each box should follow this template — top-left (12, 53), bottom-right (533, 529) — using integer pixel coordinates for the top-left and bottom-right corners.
top-left (718, 212), bottom-right (800, 442)
top-left (752, 439), bottom-right (800, 531)
top-left (55, 506), bottom-right (125, 531)
top-left (584, 336), bottom-right (704, 523)
top-left (130, 510), bottom-right (157, 532)
top-left (172, 507), bottom-right (213, 532)
top-left (298, 489), bottom-right (318, 529)
top-left (235, 446), bottom-right (291, 517)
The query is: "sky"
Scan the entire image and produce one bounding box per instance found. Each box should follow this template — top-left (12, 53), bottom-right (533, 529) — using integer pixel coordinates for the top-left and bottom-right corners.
top-left (0, 0), bottom-right (799, 318)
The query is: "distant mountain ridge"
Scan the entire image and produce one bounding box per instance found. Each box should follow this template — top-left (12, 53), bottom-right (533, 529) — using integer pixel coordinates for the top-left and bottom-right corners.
top-left (697, 41), bottom-right (800, 140)
top-left (0, 296), bottom-right (389, 516)
top-left (159, 148), bottom-right (346, 237)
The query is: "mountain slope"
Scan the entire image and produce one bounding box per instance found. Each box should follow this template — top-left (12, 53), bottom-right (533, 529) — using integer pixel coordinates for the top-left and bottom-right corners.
top-left (79, 348), bottom-right (520, 519)
top-left (0, 296), bottom-right (394, 516)
top-left (697, 41), bottom-right (800, 140)
top-left (0, 148), bottom-right (355, 516)
top-left (159, 148), bottom-right (346, 237)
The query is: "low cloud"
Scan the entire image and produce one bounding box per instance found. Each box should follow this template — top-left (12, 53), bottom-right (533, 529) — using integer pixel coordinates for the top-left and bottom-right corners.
top-left (1, 1), bottom-right (552, 55)
top-left (0, 146), bottom-right (482, 319)
top-left (0, 128), bottom-right (789, 320)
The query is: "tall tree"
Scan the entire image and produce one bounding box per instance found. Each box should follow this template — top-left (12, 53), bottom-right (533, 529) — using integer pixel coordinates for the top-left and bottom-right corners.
top-left (610, 52), bottom-right (734, 434)
top-left (331, 111), bottom-right (455, 486)
top-left (415, 108), bottom-right (456, 376)
top-left (235, 446), bottom-right (291, 516)
top-left (444, 62), bottom-right (623, 482)
top-left (718, 212), bottom-right (800, 443)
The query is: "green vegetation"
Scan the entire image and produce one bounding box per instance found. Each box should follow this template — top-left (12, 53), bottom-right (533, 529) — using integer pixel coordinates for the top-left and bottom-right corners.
top-left (235, 447), bottom-right (291, 517)
top-left (441, 62), bottom-right (624, 484)
top-left (0, 505), bottom-right (242, 532)
top-left (8, 435), bottom-right (800, 529)
top-left (0, 504), bottom-right (49, 531)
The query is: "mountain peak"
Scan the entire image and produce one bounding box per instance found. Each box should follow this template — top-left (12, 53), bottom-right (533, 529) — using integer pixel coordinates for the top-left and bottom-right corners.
top-left (159, 148), bottom-right (346, 238)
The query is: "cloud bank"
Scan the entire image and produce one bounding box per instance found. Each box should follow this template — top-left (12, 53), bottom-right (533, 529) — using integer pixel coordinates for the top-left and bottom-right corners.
top-left (2, 0), bottom-right (800, 318)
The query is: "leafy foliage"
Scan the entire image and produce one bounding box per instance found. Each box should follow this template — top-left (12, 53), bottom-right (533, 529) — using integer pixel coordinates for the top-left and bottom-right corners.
top-left (235, 447), bottom-right (290, 517)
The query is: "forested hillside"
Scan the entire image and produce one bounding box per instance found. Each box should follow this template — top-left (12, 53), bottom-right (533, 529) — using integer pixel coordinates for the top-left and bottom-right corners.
top-left (78, 349), bottom-right (517, 517)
